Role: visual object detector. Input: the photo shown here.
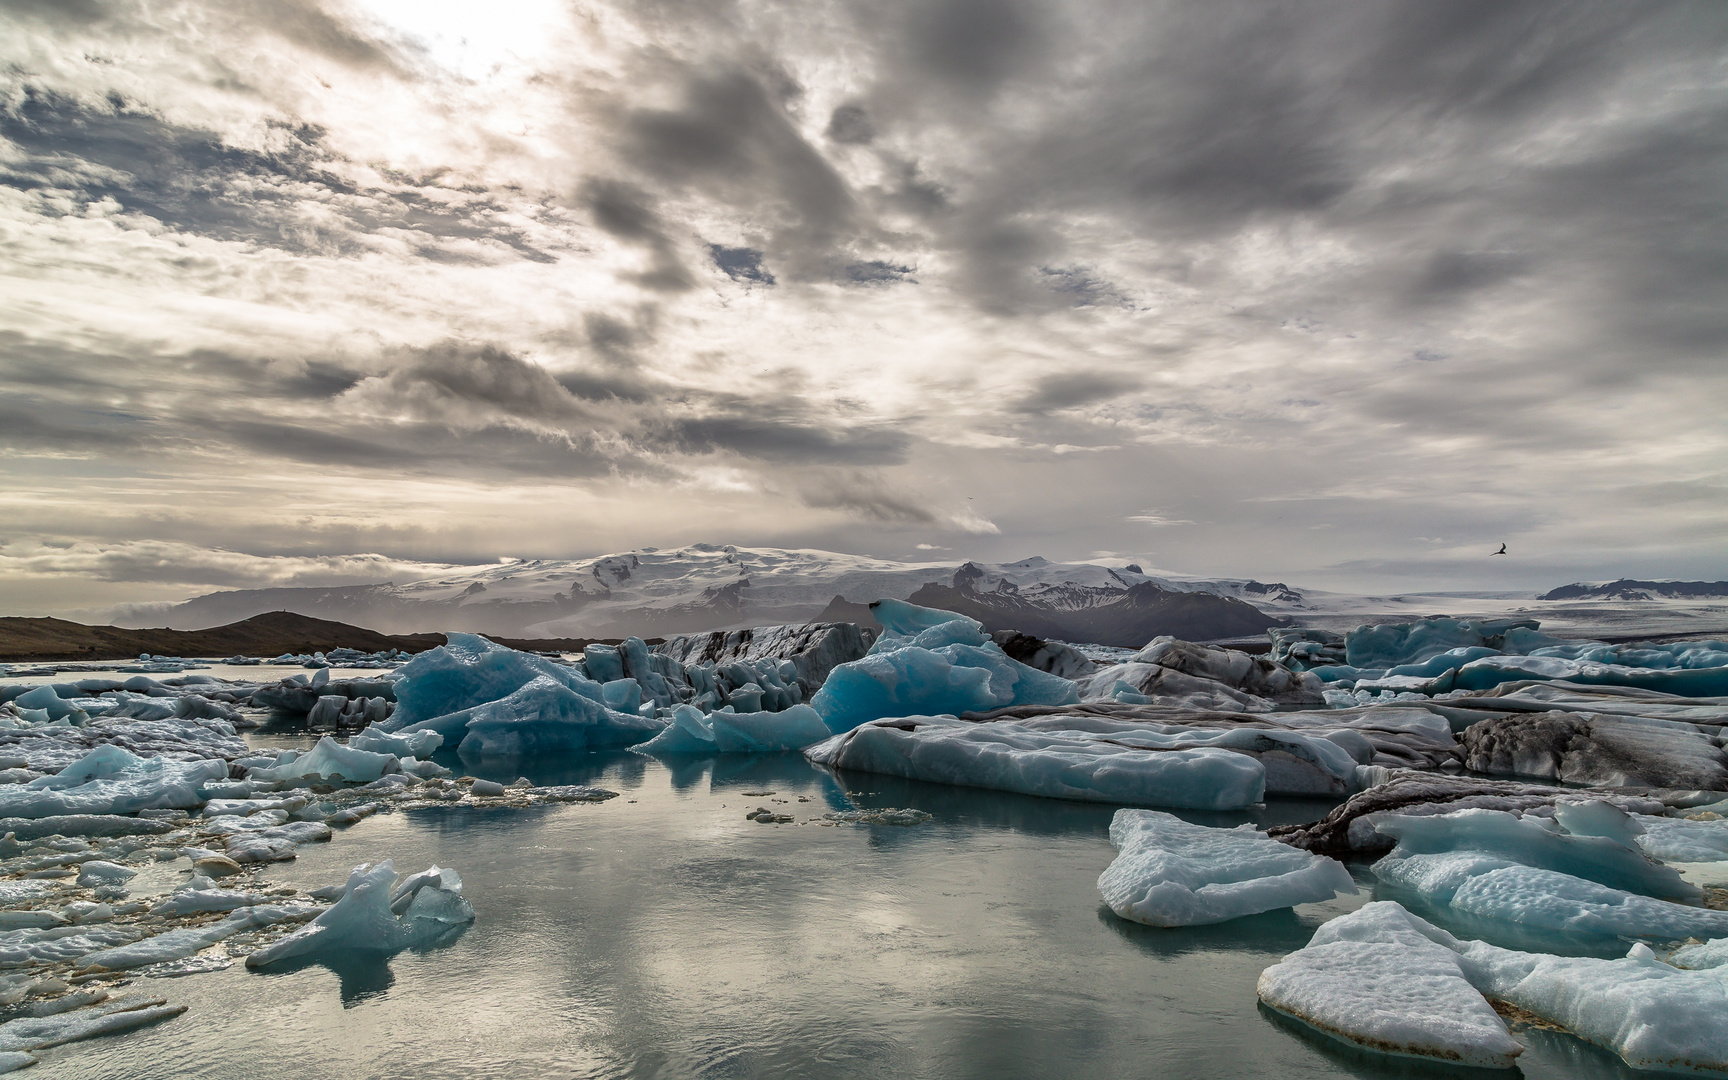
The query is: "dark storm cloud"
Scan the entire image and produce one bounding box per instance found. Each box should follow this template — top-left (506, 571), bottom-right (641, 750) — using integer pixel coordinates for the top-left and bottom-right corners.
top-left (655, 415), bottom-right (908, 465)
top-left (795, 471), bottom-right (938, 524)
top-left (0, 90), bottom-right (553, 259)
top-left (580, 178), bottom-right (695, 291)
top-left (621, 70), bottom-right (856, 272)
top-left (1013, 370), bottom-right (1140, 414)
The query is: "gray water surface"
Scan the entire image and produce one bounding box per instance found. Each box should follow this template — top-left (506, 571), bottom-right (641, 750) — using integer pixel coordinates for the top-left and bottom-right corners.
top-left (35, 752), bottom-right (1656, 1079)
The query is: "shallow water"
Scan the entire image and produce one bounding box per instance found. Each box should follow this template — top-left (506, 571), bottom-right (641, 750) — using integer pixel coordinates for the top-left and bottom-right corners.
top-left (30, 753), bottom-right (1660, 1079)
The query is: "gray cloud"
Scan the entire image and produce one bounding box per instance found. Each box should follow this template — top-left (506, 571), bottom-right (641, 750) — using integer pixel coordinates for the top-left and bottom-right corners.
top-left (0, 0), bottom-right (1724, 609)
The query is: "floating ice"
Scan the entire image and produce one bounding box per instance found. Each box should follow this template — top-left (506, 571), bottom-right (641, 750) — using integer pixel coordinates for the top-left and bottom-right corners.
top-left (632, 704), bottom-right (718, 755)
top-left (0, 925), bottom-right (139, 966)
top-left (0, 747), bottom-right (227, 819)
top-left (709, 705), bottom-right (834, 753)
top-left (81, 904), bottom-right (315, 971)
top-left (223, 821), bottom-right (332, 864)
top-left (806, 714), bottom-right (1266, 810)
top-left (1370, 807), bottom-right (1697, 899)
top-left (247, 737), bottom-right (396, 786)
top-left (1257, 901), bottom-right (1523, 1069)
top-left (811, 605), bottom-right (1080, 733)
top-left (448, 675), bottom-right (662, 757)
top-left (1098, 810), bottom-right (1354, 927)
top-left (0, 995), bottom-right (187, 1053)
top-left (245, 860), bottom-right (473, 967)
top-left (1670, 938), bottom-right (1728, 970)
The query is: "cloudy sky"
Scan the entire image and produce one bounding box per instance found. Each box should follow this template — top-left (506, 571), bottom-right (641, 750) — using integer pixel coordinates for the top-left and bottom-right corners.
top-left (1, 0), bottom-right (1725, 616)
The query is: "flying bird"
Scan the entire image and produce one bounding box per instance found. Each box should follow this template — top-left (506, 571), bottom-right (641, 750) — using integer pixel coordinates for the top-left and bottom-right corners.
top-left (1492, 543), bottom-right (1507, 556)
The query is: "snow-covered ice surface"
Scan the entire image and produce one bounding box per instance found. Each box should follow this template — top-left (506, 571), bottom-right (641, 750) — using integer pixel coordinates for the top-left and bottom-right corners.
top-left (1264, 901), bottom-right (1728, 1075)
top-left (1098, 810), bottom-right (1354, 926)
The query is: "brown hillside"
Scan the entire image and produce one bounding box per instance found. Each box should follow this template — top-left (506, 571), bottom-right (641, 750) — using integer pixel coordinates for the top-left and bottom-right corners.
top-left (0, 611), bottom-right (644, 663)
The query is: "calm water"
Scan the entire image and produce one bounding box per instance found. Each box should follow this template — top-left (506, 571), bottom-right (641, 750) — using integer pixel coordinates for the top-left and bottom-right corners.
top-left (28, 751), bottom-right (1656, 1080)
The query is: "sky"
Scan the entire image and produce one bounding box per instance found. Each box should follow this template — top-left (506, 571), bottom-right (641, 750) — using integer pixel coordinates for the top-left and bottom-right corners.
top-left (1, 0), bottom-right (1725, 618)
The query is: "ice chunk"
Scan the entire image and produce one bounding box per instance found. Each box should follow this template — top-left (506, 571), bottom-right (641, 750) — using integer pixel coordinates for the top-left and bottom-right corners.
top-left (151, 887), bottom-right (274, 916)
top-left (1449, 864), bottom-right (1728, 938)
top-left (868, 599), bottom-right (989, 651)
top-left (709, 705), bottom-right (834, 753)
top-left (1371, 807), bottom-right (1697, 899)
top-left (381, 633), bottom-right (607, 733)
top-left (632, 704), bottom-right (717, 755)
top-left (1670, 938), bottom-right (1728, 970)
top-left (81, 904), bottom-right (314, 971)
top-left (0, 995), bottom-right (187, 1052)
top-left (1344, 617), bottom-right (1541, 668)
top-left (1463, 937), bottom-right (1728, 1073)
top-left (0, 748), bottom-right (226, 819)
top-left (343, 725), bottom-right (438, 756)
top-left (812, 639), bottom-right (1078, 734)
top-left (223, 821), bottom-right (333, 864)
top-left (1256, 902), bottom-right (1523, 1069)
top-left (0, 925), bottom-right (140, 965)
top-left (74, 861), bottom-right (135, 889)
top-left (1636, 816), bottom-right (1728, 863)
top-left (247, 736), bottom-right (395, 785)
top-left (806, 715), bottom-right (1266, 810)
top-left (1098, 810), bottom-right (1354, 927)
top-left (449, 675), bottom-right (662, 757)
top-left (1459, 711), bottom-right (1728, 788)
top-left (245, 860), bottom-right (473, 967)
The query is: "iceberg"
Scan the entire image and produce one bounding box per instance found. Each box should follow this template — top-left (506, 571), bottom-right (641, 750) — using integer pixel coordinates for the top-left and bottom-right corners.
top-left (0, 747), bottom-right (227, 819)
top-left (709, 704), bottom-right (834, 753)
top-left (381, 633), bottom-right (608, 733)
top-left (1098, 810), bottom-right (1354, 927)
top-left (1257, 902), bottom-right (1524, 1069)
top-left (1458, 711), bottom-right (1728, 790)
top-left (811, 605), bottom-right (1080, 733)
top-left (1267, 900), bottom-right (1728, 1072)
top-left (1370, 807), bottom-right (1697, 899)
top-left (448, 676), bottom-right (662, 757)
top-left (806, 714), bottom-right (1266, 810)
top-left (632, 704), bottom-right (718, 755)
top-left (245, 860), bottom-right (473, 967)
top-left (1344, 617), bottom-right (1543, 668)
top-left (1638, 816), bottom-right (1728, 863)
top-left (247, 737), bottom-right (396, 785)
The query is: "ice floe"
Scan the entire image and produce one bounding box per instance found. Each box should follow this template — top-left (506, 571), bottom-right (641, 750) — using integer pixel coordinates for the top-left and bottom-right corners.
top-left (1098, 810), bottom-right (1354, 927)
top-left (1265, 900), bottom-right (1728, 1074)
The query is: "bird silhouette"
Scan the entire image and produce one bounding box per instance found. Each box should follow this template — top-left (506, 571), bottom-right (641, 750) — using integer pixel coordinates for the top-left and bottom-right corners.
top-left (1492, 543), bottom-right (1507, 556)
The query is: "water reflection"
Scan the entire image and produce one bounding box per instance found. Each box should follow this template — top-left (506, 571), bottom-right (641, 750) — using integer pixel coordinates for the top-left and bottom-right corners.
top-left (23, 752), bottom-right (1671, 1080)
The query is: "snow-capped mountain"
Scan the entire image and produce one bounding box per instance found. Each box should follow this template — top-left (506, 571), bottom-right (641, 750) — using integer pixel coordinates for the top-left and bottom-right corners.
top-left (1540, 580), bottom-right (1728, 602)
top-left (127, 544), bottom-right (1304, 644)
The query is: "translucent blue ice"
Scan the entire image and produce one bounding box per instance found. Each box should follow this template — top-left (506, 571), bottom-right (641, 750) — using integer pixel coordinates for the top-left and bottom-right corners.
top-left (806, 714), bottom-right (1266, 810)
top-left (811, 639), bottom-right (1080, 733)
top-left (0, 746), bottom-right (227, 818)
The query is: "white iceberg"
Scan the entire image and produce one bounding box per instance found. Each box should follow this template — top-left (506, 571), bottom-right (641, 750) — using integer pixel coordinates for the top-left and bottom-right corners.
top-left (1098, 810), bottom-right (1354, 927)
top-left (806, 714), bottom-right (1266, 810)
top-left (1257, 901), bottom-right (1523, 1069)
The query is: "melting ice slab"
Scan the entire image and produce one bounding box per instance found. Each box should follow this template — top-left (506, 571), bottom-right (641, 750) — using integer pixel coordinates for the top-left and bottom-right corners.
top-left (1261, 900), bottom-right (1728, 1074)
top-left (1098, 810), bottom-right (1354, 927)
top-left (806, 715), bottom-right (1265, 810)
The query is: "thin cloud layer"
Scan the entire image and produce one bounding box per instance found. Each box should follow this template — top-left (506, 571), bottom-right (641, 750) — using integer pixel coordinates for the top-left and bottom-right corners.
top-left (1, 0), bottom-right (1725, 614)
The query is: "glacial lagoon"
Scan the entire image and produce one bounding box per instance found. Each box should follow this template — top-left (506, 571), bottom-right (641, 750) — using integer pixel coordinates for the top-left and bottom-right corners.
top-left (27, 747), bottom-right (1659, 1080)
